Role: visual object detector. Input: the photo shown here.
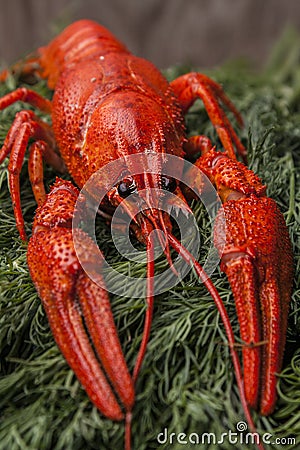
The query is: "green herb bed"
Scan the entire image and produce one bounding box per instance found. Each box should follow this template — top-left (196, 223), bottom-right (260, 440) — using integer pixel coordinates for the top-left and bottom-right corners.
top-left (0, 30), bottom-right (299, 450)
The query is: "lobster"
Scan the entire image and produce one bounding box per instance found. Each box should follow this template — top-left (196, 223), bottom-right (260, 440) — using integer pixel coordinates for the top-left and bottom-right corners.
top-left (0, 19), bottom-right (293, 449)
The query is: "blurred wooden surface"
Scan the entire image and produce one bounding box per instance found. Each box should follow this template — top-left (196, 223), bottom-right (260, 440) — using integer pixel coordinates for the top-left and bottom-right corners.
top-left (0, 0), bottom-right (300, 69)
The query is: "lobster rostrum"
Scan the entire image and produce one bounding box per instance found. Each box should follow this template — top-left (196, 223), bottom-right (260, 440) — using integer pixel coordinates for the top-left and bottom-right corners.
top-left (0, 19), bottom-right (293, 448)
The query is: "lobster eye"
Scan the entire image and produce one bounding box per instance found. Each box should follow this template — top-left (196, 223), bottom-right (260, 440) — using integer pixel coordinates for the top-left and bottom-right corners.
top-left (117, 178), bottom-right (137, 198)
top-left (161, 176), bottom-right (177, 192)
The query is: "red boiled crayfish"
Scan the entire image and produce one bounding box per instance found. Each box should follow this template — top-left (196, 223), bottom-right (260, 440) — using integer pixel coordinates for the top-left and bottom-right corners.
top-left (0, 19), bottom-right (293, 449)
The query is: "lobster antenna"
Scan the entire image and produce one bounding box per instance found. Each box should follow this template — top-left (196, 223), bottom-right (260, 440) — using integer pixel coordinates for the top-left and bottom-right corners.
top-left (157, 209), bottom-right (178, 275)
top-left (166, 232), bottom-right (265, 450)
top-left (133, 234), bottom-right (155, 383)
top-left (124, 411), bottom-right (132, 450)
top-left (126, 235), bottom-right (155, 450)
top-left (131, 230), bottom-right (264, 450)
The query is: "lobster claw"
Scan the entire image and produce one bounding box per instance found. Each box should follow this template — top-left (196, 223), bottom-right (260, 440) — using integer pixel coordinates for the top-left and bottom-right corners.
top-left (214, 190), bottom-right (293, 415)
top-left (27, 178), bottom-right (135, 420)
top-left (194, 146), bottom-right (294, 415)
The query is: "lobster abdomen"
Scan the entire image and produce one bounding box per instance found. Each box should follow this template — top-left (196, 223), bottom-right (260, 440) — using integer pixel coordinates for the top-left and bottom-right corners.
top-left (38, 20), bottom-right (128, 89)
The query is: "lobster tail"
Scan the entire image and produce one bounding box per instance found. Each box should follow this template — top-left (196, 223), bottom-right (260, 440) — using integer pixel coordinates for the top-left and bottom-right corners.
top-left (38, 20), bottom-right (129, 88)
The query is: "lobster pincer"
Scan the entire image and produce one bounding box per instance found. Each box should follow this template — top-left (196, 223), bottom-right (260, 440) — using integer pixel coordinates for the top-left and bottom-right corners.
top-left (27, 178), bottom-right (135, 421)
top-left (188, 138), bottom-right (294, 415)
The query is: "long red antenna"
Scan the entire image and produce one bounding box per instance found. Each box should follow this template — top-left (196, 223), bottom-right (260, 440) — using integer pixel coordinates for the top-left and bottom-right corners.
top-left (133, 235), bottom-right (155, 383)
top-left (125, 235), bottom-right (155, 450)
top-left (124, 411), bottom-right (132, 450)
top-left (129, 231), bottom-right (264, 450)
top-left (167, 232), bottom-right (265, 450)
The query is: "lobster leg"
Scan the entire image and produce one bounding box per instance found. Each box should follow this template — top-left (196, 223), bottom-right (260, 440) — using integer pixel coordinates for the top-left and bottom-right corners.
top-left (28, 141), bottom-right (55, 206)
top-left (0, 87), bottom-right (51, 113)
top-left (171, 73), bottom-right (246, 161)
top-left (0, 54), bottom-right (42, 82)
top-left (0, 110), bottom-right (64, 239)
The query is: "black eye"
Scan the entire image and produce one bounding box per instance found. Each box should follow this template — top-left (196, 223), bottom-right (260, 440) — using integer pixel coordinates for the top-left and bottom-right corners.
top-left (161, 176), bottom-right (177, 192)
top-left (117, 178), bottom-right (137, 198)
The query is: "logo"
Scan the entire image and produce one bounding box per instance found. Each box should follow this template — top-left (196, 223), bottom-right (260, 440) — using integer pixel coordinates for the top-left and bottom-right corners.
top-left (72, 153), bottom-right (225, 296)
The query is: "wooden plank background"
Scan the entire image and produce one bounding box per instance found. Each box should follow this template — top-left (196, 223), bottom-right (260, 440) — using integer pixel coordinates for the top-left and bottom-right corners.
top-left (0, 0), bottom-right (299, 70)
